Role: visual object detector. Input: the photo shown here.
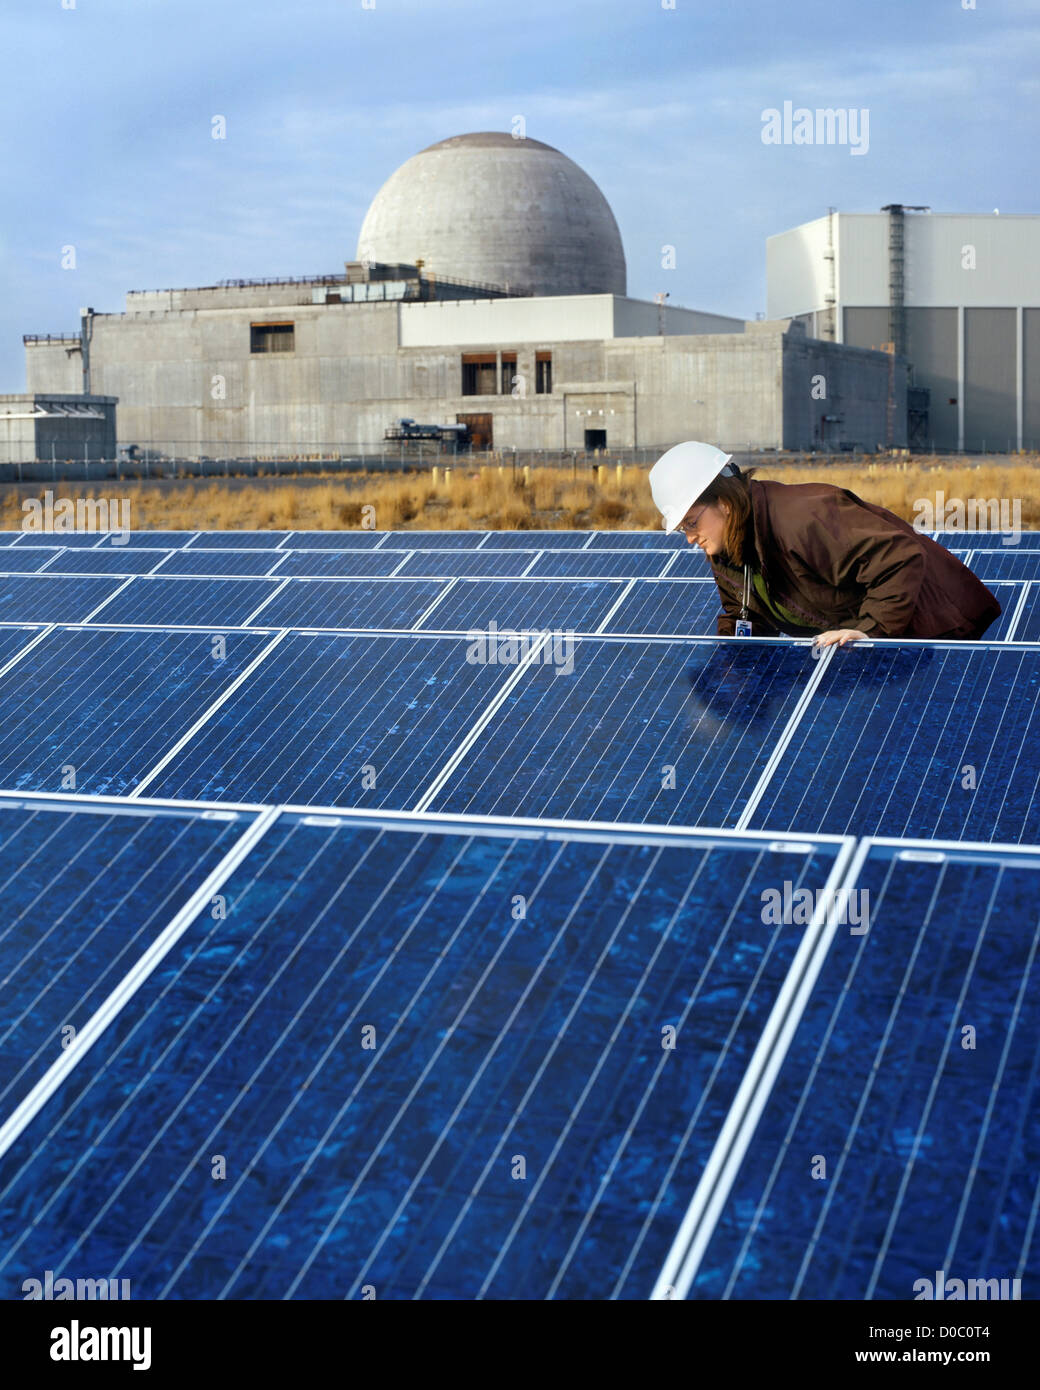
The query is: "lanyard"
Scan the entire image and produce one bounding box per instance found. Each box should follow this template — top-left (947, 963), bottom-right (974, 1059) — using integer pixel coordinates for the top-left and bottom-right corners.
top-left (741, 563), bottom-right (751, 619)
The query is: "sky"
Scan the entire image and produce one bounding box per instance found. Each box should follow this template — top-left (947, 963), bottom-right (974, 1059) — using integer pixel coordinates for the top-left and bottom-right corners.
top-left (1, 0), bottom-right (1037, 390)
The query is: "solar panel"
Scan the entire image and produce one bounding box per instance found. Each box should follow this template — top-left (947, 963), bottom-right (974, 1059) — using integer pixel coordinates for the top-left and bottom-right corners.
top-left (0, 574), bottom-right (122, 624)
top-left (934, 530), bottom-right (1040, 550)
top-left (145, 633), bottom-right (525, 808)
top-left (600, 580), bottom-right (723, 637)
top-left (1013, 583), bottom-right (1040, 642)
top-left (413, 578), bottom-right (624, 633)
top-left (275, 530), bottom-right (387, 549)
top-left (528, 551), bottom-right (672, 579)
top-left (96, 531), bottom-right (199, 549)
top-left (87, 576), bottom-right (282, 627)
top-left (747, 643), bottom-right (1040, 842)
top-left (586, 531), bottom-right (684, 549)
top-left (185, 531), bottom-right (286, 549)
top-left (662, 549), bottom-right (713, 576)
top-left (0, 810), bottom-right (850, 1299)
top-left (273, 550), bottom-right (411, 579)
top-left (688, 839), bottom-right (1040, 1299)
top-left (371, 531), bottom-right (489, 549)
top-left (427, 637), bottom-right (817, 827)
top-left (44, 548), bottom-right (171, 575)
top-left (254, 578), bottom-right (449, 631)
top-left (151, 549), bottom-right (289, 577)
top-left (0, 626), bottom-right (272, 795)
top-left (969, 551), bottom-right (1040, 581)
top-left (479, 531), bottom-right (590, 549)
top-left (13, 531), bottom-right (107, 547)
top-left (0, 549), bottom-right (60, 573)
top-left (0, 797), bottom-right (254, 1124)
top-left (390, 550), bottom-right (542, 578)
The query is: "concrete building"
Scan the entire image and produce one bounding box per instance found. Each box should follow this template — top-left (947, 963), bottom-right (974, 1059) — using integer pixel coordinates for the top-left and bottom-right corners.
top-left (768, 208), bottom-right (1040, 451)
top-left (0, 392), bottom-right (117, 465)
top-left (21, 133), bottom-right (905, 458)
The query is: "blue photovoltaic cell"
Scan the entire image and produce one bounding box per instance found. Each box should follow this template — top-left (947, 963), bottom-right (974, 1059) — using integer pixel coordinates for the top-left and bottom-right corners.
top-left (0, 799), bottom-right (252, 1125)
top-left (0, 574), bottom-right (121, 623)
top-left (371, 531), bottom-right (489, 549)
top-left (0, 627), bottom-right (42, 667)
top-left (0, 626), bottom-right (270, 795)
top-left (528, 551), bottom-right (672, 579)
top-left (254, 578), bottom-right (448, 630)
top-left (934, 530), bottom-right (1040, 550)
top-left (661, 549), bottom-right (713, 576)
top-left (393, 551), bottom-right (541, 578)
top-left (481, 531), bottom-right (589, 549)
top-left (96, 531), bottom-right (198, 549)
top-left (600, 580), bottom-right (723, 637)
top-left (430, 638), bottom-right (816, 827)
top-left (152, 549), bottom-right (287, 577)
top-left (983, 581), bottom-right (1025, 640)
top-left (146, 633), bottom-right (516, 808)
top-left (88, 576), bottom-right (280, 627)
top-left (415, 579), bottom-right (624, 634)
top-left (1014, 584), bottom-right (1040, 642)
top-left (587, 531), bottom-right (684, 549)
top-left (969, 550), bottom-right (1040, 581)
top-left (748, 643), bottom-right (1040, 842)
top-left (45, 548), bottom-right (171, 575)
top-left (0, 815), bottom-right (844, 1299)
top-left (188, 531), bottom-right (286, 549)
top-left (0, 533), bottom-right (23, 546)
top-left (694, 843), bottom-right (1040, 1300)
top-left (273, 550), bottom-right (409, 579)
top-left (0, 549), bottom-right (58, 573)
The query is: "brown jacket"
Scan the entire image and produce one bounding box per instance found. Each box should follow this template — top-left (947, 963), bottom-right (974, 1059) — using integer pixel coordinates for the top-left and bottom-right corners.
top-left (711, 479), bottom-right (1002, 639)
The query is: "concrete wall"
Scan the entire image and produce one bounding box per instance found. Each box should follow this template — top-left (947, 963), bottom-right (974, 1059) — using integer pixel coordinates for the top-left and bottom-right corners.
top-left (1026, 309), bottom-right (1040, 451)
top-left (26, 340), bottom-right (83, 394)
top-left (783, 333), bottom-right (904, 451)
top-left (0, 394), bottom-right (117, 464)
top-left (964, 307), bottom-right (1017, 452)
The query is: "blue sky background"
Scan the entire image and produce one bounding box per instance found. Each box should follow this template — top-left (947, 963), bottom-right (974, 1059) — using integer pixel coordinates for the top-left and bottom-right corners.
top-left (1, 0), bottom-right (1036, 389)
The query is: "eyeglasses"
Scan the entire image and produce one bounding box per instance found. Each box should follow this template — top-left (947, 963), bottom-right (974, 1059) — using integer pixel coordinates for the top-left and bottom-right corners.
top-left (677, 505), bottom-right (709, 536)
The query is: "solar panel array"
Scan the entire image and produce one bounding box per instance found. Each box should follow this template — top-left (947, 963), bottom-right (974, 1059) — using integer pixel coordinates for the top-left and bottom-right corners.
top-left (0, 523), bottom-right (1037, 1303)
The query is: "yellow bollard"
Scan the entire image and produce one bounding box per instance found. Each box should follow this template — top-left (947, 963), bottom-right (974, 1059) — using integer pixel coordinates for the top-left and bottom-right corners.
top-left (523, 465), bottom-right (530, 486)
top-left (432, 466), bottom-right (439, 487)
top-left (444, 468), bottom-right (452, 485)
top-left (616, 463), bottom-right (623, 486)
top-left (596, 464), bottom-right (607, 485)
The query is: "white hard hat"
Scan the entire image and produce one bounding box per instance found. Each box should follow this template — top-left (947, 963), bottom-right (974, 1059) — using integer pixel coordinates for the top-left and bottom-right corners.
top-left (649, 440), bottom-right (734, 532)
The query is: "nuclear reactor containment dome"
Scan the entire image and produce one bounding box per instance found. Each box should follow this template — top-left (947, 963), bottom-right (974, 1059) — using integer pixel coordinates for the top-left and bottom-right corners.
top-left (356, 132), bottom-right (626, 298)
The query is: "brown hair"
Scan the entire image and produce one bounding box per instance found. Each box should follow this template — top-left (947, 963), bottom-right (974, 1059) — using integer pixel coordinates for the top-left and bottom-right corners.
top-left (694, 466), bottom-right (757, 566)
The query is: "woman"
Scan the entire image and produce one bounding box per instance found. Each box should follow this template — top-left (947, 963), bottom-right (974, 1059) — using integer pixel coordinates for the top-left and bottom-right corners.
top-left (649, 441), bottom-right (1001, 646)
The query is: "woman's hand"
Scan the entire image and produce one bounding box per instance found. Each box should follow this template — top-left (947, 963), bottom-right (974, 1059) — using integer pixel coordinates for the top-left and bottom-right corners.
top-left (812, 629), bottom-right (870, 648)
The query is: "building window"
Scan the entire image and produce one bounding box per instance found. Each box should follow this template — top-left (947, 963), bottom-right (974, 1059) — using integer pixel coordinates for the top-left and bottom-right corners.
top-left (462, 354), bottom-right (498, 395)
top-left (250, 322), bottom-right (295, 353)
top-left (536, 351), bottom-right (552, 394)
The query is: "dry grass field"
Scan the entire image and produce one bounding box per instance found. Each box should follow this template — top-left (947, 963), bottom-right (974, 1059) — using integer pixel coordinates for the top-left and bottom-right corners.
top-left (3, 458), bottom-right (1038, 533)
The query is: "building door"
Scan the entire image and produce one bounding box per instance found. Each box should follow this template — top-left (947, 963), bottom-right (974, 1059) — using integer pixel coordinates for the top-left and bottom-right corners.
top-left (457, 413), bottom-right (492, 449)
top-left (584, 428), bottom-right (607, 450)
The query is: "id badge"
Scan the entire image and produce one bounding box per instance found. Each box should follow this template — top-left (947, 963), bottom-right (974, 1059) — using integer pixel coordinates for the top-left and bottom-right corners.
top-left (735, 618), bottom-right (753, 638)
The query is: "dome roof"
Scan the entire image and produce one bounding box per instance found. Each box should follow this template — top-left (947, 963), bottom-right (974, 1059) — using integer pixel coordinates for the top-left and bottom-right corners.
top-left (356, 132), bottom-right (626, 297)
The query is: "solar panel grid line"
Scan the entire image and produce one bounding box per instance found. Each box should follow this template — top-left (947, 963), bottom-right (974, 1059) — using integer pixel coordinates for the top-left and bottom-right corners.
top-left (307, 833), bottom-right (571, 1301)
top-left (520, 551), bottom-right (542, 576)
top-left (488, 845), bottom-right (765, 1301)
top-left (860, 865), bottom-right (1018, 1300)
top-left (732, 644), bottom-right (835, 831)
top-left (265, 552), bottom-right (291, 576)
top-left (128, 630), bottom-right (290, 797)
top-left (34, 549), bottom-right (63, 572)
top-left (411, 631), bottom-right (553, 813)
top-left (387, 551), bottom-right (412, 577)
top-left (242, 576), bottom-right (293, 627)
top-left (147, 551), bottom-right (174, 575)
top-left (717, 834), bottom-right (887, 1299)
top-left (581, 534), bottom-right (595, 549)
top-left (659, 550), bottom-right (683, 575)
top-left (174, 822), bottom-right (483, 1299)
top-left (1003, 581), bottom-right (1032, 641)
top-left (0, 807), bottom-right (229, 1121)
top-left (80, 574), bottom-right (137, 622)
top-left (0, 804), bottom-right (279, 1166)
top-left (650, 834), bottom-right (860, 1300)
top-left (410, 577), bottom-right (459, 630)
top-left (602, 844), bottom-right (838, 1302)
top-left (938, 902), bottom-right (1040, 1277)
top-left (83, 817), bottom-right (387, 1289)
top-left (0, 624), bottom-right (52, 679)
top-left (593, 577), bottom-right (637, 634)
